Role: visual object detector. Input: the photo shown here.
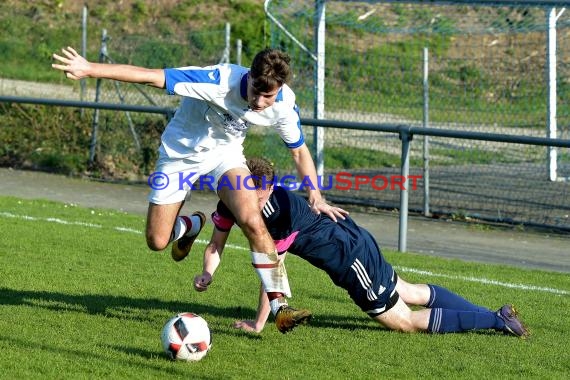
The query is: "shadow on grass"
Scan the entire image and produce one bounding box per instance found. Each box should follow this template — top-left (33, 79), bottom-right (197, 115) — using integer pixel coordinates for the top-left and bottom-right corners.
top-left (0, 286), bottom-right (255, 323)
top-left (0, 335), bottom-right (214, 377)
top-left (0, 286), bottom-right (383, 333)
top-left (1, 287), bottom-right (509, 343)
top-left (308, 314), bottom-right (382, 331)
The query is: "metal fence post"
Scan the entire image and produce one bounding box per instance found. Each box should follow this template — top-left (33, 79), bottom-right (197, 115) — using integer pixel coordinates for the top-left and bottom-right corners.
top-left (236, 39), bottom-right (242, 66)
top-left (80, 4), bottom-right (87, 118)
top-left (399, 129), bottom-right (412, 252)
top-left (547, 7), bottom-right (566, 181)
top-left (219, 22), bottom-right (231, 64)
top-left (423, 47), bottom-right (431, 217)
top-left (89, 29), bottom-right (107, 164)
top-left (314, 0), bottom-right (326, 177)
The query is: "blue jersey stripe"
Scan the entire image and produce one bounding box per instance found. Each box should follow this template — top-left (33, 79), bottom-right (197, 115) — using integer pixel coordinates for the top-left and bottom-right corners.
top-left (282, 104), bottom-right (304, 149)
top-left (240, 73), bottom-right (248, 99)
top-left (164, 68), bottom-right (221, 95)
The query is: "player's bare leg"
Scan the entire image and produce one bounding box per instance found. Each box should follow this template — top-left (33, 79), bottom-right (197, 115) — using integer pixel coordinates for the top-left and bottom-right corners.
top-left (374, 297), bottom-right (430, 332)
top-left (218, 168), bottom-right (311, 333)
top-left (146, 202), bottom-right (205, 259)
top-left (146, 202), bottom-right (184, 251)
top-left (375, 290), bottom-right (528, 337)
top-left (217, 169), bottom-right (276, 253)
top-left (393, 278), bottom-right (431, 305)
top-left (396, 276), bottom-right (490, 312)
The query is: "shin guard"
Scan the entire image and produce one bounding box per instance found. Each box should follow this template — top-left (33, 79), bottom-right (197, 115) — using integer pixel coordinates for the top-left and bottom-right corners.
top-left (251, 251), bottom-right (291, 298)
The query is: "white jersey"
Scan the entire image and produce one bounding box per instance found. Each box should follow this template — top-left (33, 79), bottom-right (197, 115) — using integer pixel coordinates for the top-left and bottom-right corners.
top-left (161, 64), bottom-right (304, 162)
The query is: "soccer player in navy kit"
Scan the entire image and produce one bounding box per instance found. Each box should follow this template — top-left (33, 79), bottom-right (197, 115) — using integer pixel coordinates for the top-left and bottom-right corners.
top-left (52, 47), bottom-right (347, 333)
top-left (194, 158), bottom-right (529, 337)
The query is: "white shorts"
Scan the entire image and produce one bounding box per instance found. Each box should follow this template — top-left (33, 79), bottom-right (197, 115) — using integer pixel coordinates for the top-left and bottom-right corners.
top-left (148, 148), bottom-right (248, 205)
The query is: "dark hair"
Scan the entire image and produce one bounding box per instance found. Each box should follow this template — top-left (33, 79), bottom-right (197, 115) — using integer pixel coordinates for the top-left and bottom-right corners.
top-left (249, 48), bottom-right (291, 92)
top-left (246, 157), bottom-right (275, 189)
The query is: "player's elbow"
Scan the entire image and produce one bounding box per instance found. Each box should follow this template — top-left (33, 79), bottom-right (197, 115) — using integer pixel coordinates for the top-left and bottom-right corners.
top-left (143, 69), bottom-right (166, 88)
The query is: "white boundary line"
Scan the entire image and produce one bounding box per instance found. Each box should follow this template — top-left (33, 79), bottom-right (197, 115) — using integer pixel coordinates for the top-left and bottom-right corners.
top-left (394, 266), bottom-right (569, 296)
top-left (0, 211), bottom-right (103, 228)
top-left (1, 211), bottom-right (568, 295)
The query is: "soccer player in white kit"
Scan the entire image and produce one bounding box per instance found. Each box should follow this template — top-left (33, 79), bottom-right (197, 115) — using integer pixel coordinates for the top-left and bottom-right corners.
top-left (52, 46), bottom-right (347, 333)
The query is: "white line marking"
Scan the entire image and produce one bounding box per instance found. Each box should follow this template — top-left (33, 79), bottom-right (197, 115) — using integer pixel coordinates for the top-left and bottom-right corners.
top-left (394, 266), bottom-right (569, 296)
top-left (1, 211), bottom-right (568, 295)
top-left (113, 226), bottom-right (143, 234)
top-left (0, 211), bottom-right (103, 228)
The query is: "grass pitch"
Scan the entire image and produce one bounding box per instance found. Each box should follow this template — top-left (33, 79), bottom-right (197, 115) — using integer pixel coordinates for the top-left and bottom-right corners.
top-left (0, 196), bottom-right (569, 379)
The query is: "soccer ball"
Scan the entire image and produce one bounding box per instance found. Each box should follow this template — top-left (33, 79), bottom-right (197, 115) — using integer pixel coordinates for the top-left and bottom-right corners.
top-left (160, 312), bottom-right (212, 362)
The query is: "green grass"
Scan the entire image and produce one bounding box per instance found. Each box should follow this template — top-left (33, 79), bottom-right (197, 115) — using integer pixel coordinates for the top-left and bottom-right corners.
top-left (1, 196), bottom-right (569, 379)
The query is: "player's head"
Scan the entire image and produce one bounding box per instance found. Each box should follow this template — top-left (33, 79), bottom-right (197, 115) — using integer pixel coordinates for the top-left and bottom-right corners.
top-left (247, 49), bottom-right (291, 112)
top-left (246, 157), bottom-right (275, 208)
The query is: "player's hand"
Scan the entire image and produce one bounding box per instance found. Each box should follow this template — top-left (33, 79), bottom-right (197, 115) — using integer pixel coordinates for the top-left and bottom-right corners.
top-left (52, 46), bottom-right (91, 80)
top-left (309, 199), bottom-right (348, 222)
top-left (233, 319), bottom-right (263, 333)
top-left (193, 272), bottom-right (213, 292)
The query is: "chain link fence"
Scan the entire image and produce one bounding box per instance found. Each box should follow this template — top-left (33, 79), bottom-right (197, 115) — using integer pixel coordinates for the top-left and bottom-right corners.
top-left (76, 29), bottom-right (230, 170)
top-left (0, 26), bottom-right (229, 180)
top-left (263, 0), bottom-right (570, 230)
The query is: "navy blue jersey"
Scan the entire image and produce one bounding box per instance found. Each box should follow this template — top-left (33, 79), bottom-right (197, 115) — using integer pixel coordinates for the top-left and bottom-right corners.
top-left (212, 186), bottom-right (397, 316)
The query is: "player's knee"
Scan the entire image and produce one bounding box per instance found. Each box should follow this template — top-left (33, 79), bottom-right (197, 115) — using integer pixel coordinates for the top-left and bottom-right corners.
top-left (400, 286), bottom-right (430, 306)
top-left (237, 212), bottom-right (266, 239)
top-left (375, 297), bottom-right (422, 333)
top-left (146, 232), bottom-right (169, 251)
top-left (380, 318), bottom-right (418, 333)
top-left (395, 319), bottom-right (420, 333)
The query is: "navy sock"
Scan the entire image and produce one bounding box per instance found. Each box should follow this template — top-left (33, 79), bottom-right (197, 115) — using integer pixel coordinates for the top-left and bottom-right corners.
top-left (428, 308), bottom-right (505, 333)
top-left (427, 284), bottom-right (490, 312)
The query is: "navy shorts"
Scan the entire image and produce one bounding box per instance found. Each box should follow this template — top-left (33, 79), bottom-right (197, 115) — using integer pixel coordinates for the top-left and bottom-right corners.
top-left (343, 230), bottom-right (399, 317)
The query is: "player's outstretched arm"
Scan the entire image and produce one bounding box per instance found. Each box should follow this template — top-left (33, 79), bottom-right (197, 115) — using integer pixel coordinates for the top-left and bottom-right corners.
top-left (289, 144), bottom-right (348, 221)
top-left (233, 283), bottom-right (271, 333)
top-left (193, 228), bottom-right (230, 292)
top-left (51, 46), bottom-right (165, 88)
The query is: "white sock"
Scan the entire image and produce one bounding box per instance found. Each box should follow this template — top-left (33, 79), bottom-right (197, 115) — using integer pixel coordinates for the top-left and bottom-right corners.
top-left (184, 215), bottom-right (202, 236)
top-left (250, 251), bottom-right (292, 297)
top-left (171, 215), bottom-right (201, 242)
top-left (269, 297), bottom-right (288, 316)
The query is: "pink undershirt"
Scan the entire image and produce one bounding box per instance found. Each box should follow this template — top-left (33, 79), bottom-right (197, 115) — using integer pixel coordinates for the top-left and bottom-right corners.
top-left (273, 231), bottom-right (299, 253)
